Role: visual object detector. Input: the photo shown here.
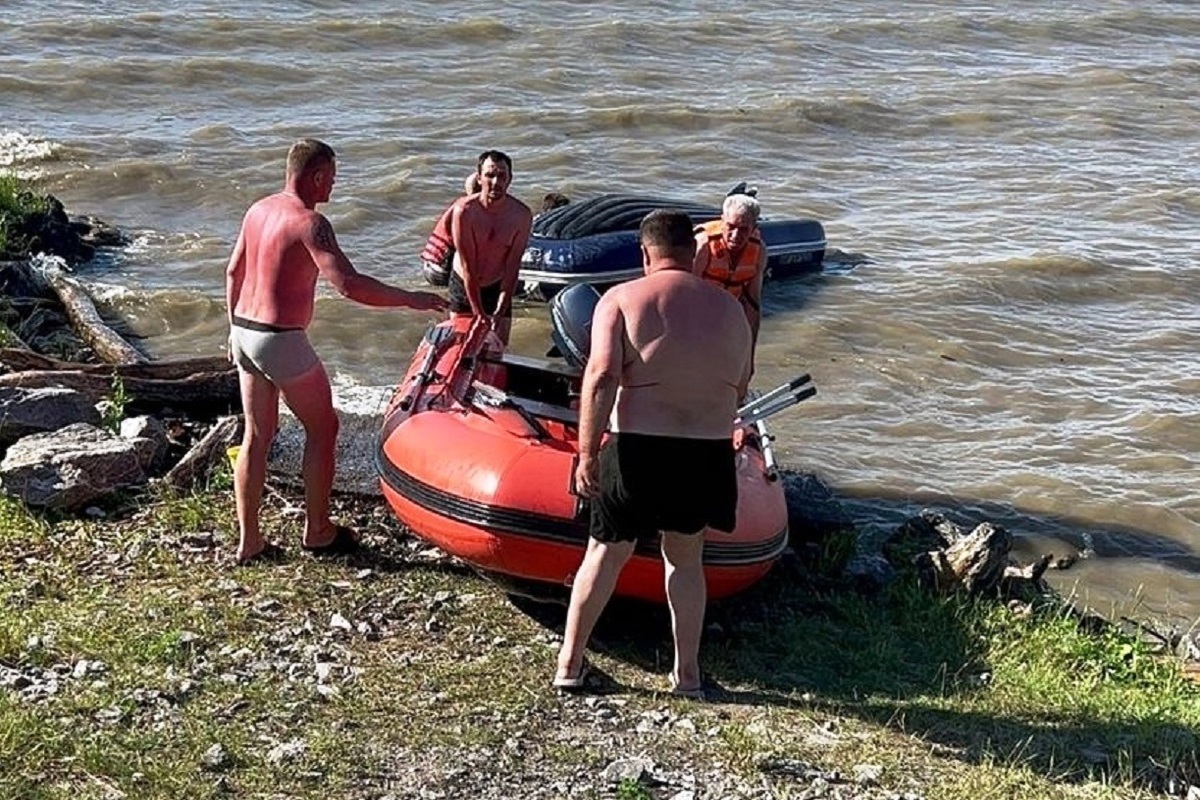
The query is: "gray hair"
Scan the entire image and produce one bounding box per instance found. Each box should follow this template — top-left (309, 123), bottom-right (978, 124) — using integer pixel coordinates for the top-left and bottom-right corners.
top-left (722, 193), bottom-right (761, 223)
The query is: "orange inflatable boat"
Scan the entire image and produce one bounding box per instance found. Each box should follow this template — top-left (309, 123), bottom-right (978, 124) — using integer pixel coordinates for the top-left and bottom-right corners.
top-left (375, 314), bottom-right (794, 604)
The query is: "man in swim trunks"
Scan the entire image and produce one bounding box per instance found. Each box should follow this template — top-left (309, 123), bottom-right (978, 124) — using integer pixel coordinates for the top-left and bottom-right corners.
top-left (693, 192), bottom-right (768, 382)
top-left (225, 138), bottom-right (447, 565)
top-left (554, 209), bottom-right (752, 697)
top-left (447, 150), bottom-right (533, 344)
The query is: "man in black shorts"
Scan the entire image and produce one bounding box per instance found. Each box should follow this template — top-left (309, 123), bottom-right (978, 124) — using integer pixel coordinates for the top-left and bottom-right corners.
top-left (447, 150), bottom-right (532, 344)
top-left (554, 209), bottom-right (752, 698)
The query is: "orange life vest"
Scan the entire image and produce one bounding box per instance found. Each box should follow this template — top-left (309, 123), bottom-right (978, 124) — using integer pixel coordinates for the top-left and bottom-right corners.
top-left (420, 203), bottom-right (456, 268)
top-left (694, 219), bottom-right (764, 299)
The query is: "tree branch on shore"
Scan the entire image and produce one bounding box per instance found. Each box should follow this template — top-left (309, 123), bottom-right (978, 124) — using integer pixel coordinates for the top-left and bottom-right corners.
top-left (162, 414), bottom-right (243, 491)
top-left (0, 348), bottom-right (230, 379)
top-left (0, 368), bottom-right (238, 417)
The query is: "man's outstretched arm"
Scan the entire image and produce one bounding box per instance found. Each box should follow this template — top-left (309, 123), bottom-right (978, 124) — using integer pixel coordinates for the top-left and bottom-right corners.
top-left (306, 215), bottom-right (446, 311)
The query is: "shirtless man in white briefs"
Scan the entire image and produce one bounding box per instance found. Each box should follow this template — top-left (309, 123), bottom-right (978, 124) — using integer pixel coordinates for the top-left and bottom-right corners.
top-left (225, 138), bottom-right (446, 564)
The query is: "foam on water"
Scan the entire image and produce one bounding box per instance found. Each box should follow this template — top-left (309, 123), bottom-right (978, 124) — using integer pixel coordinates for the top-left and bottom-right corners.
top-left (0, 130), bottom-right (59, 174)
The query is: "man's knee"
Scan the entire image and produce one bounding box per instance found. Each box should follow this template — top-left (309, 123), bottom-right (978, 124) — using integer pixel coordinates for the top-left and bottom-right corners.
top-left (279, 363), bottom-right (337, 433)
top-left (307, 407), bottom-right (338, 434)
top-left (661, 530), bottom-right (705, 567)
top-left (588, 537), bottom-right (635, 569)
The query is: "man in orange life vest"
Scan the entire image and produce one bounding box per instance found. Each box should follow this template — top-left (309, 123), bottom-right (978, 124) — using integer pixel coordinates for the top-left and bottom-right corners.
top-left (693, 192), bottom-right (767, 380)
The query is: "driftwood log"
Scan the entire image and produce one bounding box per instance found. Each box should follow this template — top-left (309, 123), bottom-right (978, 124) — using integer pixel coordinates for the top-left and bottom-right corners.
top-left (916, 521), bottom-right (1012, 595)
top-left (1000, 553), bottom-right (1054, 602)
top-left (162, 415), bottom-right (243, 491)
top-left (1, 212), bottom-right (258, 509)
top-left (42, 268), bottom-right (146, 365)
top-left (0, 368), bottom-right (238, 417)
top-left (0, 348), bottom-right (230, 379)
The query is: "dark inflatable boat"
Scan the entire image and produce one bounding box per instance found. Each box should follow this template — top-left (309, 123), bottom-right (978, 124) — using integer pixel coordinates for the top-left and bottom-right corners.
top-left (519, 193), bottom-right (825, 299)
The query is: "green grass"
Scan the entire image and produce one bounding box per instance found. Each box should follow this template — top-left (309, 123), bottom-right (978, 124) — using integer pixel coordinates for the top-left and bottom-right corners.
top-left (0, 487), bottom-right (1196, 799)
top-left (616, 778), bottom-right (653, 799)
top-left (0, 174), bottom-right (51, 257)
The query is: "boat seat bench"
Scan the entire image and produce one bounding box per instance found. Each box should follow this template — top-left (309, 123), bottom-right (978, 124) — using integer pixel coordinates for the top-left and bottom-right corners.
top-left (509, 396), bottom-right (579, 425)
top-left (477, 351), bottom-right (581, 425)
top-left (481, 351), bottom-right (582, 379)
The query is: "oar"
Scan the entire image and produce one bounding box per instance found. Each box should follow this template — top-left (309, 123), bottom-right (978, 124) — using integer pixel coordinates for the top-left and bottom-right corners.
top-left (736, 376), bottom-right (816, 480)
top-left (469, 380), bottom-right (550, 440)
top-left (736, 374), bottom-right (816, 424)
top-left (441, 316), bottom-right (495, 400)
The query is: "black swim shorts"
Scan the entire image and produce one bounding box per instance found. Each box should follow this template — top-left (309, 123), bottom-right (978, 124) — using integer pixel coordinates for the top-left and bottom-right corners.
top-left (447, 271), bottom-right (504, 315)
top-left (590, 432), bottom-right (737, 543)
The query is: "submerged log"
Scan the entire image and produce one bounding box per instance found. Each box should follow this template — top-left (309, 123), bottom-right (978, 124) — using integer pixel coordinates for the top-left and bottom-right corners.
top-left (162, 415), bottom-right (243, 491)
top-left (1000, 553), bottom-right (1054, 602)
top-left (41, 268), bottom-right (146, 365)
top-left (0, 368), bottom-right (238, 417)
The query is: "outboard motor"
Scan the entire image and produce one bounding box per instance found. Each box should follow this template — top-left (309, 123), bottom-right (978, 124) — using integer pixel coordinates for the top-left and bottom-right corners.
top-left (549, 283), bottom-right (602, 369)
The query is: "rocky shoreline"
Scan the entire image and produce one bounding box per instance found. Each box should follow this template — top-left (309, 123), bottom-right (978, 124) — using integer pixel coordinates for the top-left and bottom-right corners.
top-left (1, 194), bottom-right (1196, 673)
top-left (1, 196), bottom-right (1198, 799)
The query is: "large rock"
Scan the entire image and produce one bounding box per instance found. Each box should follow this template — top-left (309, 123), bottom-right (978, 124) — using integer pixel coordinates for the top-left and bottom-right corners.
top-left (0, 422), bottom-right (146, 509)
top-left (0, 195), bottom-right (123, 265)
top-left (0, 386), bottom-right (102, 446)
top-left (119, 415), bottom-right (170, 473)
top-left (781, 470), bottom-right (858, 575)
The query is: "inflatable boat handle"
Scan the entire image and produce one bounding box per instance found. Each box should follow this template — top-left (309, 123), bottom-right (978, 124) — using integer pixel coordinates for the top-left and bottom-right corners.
top-left (398, 326), bottom-right (455, 411)
top-left (737, 384), bottom-right (817, 427)
top-left (738, 373), bottom-right (811, 419)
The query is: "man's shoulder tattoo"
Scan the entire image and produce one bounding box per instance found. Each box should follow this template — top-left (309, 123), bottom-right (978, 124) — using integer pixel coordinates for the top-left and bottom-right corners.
top-left (313, 216), bottom-right (337, 249)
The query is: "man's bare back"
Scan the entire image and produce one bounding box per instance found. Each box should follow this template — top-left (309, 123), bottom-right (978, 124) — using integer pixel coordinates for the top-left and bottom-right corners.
top-left (598, 269), bottom-right (751, 440)
top-left (231, 193), bottom-right (325, 329)
top-left (559, 209), bottom-right (752, 698)
top-left (229, 187), bottom-right (444, 331)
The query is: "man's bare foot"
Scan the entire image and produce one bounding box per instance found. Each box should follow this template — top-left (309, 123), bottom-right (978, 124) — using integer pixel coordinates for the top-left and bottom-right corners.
top-left (553, 657), bottom-right (589, 691)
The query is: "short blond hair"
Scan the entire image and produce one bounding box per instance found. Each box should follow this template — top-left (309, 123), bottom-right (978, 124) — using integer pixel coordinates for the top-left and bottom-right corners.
top-left (286, 138), bottom-right (335, 179)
